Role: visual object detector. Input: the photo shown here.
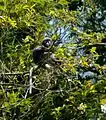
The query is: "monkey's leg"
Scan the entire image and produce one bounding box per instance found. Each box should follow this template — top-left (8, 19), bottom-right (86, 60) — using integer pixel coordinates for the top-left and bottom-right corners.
top-left (45, 64), bottom-right (52, 69)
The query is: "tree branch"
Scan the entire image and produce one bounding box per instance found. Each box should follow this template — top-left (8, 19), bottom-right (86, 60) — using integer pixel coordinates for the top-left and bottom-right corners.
top-left (0, 71), bottom-right (29, 76)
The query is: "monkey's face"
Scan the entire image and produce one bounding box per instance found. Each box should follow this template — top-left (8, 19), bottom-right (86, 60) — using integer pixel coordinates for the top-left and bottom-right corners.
top-left (42, 39), bottom-right (53, 48)
top-left (45, 40), bottom-right (52, 47)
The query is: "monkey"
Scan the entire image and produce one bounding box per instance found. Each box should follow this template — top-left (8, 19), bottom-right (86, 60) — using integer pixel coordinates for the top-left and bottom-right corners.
top-left (29, 38), bottom-right (62, 94)
top-left (32, 38), bottom-right (62, 69)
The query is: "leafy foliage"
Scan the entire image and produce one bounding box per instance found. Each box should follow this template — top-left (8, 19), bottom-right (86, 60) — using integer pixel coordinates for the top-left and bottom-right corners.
top-left (0, 0), bottom-right (106, 120)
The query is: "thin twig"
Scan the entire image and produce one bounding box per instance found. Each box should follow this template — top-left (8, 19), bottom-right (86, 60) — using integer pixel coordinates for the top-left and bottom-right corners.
top-left (0, 83), bottom-right (29, 87)
top-left (0, 71), bottom-right (29, 75)
top-left (88, 43), bottom-right (106, 46)
top-left (0, 82), bottom-right (65, 92)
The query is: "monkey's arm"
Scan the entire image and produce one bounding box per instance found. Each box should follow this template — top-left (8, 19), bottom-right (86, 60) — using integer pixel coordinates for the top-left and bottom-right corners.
top-left (50, 54), bottom-right (62, 64)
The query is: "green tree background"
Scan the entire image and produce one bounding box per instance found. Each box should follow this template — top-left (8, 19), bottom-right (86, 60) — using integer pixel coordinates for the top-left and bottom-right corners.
top-left (0, 0), bottom-right (106, 119)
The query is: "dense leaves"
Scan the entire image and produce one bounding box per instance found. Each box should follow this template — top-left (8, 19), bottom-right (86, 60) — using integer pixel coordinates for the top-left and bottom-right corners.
top-left (0, 0), bottom-right (106, 120)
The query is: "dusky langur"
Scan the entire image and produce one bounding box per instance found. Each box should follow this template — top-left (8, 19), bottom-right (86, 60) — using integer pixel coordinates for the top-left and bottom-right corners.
top-left (32, 38), bottom-right (61, 69)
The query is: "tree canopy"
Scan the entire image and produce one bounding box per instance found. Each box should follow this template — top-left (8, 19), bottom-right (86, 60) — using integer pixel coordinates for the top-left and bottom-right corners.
top-left (0, 0), bottom-right (106, 119)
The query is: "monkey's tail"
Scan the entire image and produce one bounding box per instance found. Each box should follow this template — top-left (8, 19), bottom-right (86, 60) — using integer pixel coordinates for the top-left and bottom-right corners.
top-left (29, 65), bottom-right (40, 94)
top-left (29, 67), bottom-right (34, 94)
